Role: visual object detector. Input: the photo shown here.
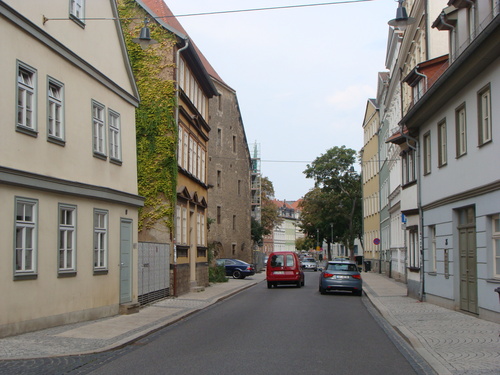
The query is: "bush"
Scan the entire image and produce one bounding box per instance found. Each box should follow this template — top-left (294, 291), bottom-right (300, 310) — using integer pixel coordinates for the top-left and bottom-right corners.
top-left (209, 265), bottom-right (228, 283)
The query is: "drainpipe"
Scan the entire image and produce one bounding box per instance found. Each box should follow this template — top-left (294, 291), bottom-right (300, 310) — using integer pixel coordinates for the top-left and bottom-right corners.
top-left (172, 37), bottom-right (189, 296)
top-left (438, 11), bottom-right (456, 60)
top-left (399, 125), bottom-right (425, 301)
top-left (414, 65), bottom-right (427, 97)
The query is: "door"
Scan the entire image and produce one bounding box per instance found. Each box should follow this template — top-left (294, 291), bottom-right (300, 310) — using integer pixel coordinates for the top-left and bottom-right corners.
top-left (120, 219), bottom-right (133, 304)
top-left (458, 207), bottom-right (478, 314)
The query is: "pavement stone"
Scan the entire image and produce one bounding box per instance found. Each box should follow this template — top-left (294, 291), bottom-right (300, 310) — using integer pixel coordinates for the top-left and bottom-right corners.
top-left (0, 270), bottom-right (499, 375)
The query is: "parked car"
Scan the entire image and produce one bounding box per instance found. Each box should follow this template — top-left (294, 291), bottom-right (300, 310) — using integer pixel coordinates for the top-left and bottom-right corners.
top-left (216, 259), bottom-right (255, 279)
top-left (266, 252), bottom-right (304, 288)
top-left (318, 260), bottom-right (362, 296)
top-left (301, 257), bottom-right (318, 271)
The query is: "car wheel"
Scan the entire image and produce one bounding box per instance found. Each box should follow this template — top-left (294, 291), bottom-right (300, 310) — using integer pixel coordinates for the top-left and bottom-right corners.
top-left (319, 286), bottom-right (326, 295)
top-left (354, 289), bottom-right (363, 296)
top-left (296, 280), bottom-right (301, 288)
top-left (232, 270), bottom-right (242, 279)
top-left (301, 279), bottom-right (305, 286)
top-left (267, 281), bottom-right (272, 289)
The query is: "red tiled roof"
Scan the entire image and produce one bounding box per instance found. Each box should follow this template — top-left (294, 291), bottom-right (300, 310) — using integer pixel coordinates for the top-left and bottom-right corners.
top-left (141, 0), bottom-right (226, 85)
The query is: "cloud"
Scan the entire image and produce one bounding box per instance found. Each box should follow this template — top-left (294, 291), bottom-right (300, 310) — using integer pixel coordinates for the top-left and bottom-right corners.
top-left (326, 85), bottom-right (375, 111)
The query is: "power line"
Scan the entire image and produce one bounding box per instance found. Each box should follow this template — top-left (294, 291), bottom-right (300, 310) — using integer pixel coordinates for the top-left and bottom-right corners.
top-left (44, 0), bottom-right (375, 22)
top-left (171, 0), bottom-right (375, 18)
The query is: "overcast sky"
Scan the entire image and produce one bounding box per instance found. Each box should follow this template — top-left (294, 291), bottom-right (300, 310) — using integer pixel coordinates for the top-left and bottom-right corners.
top-left (165, 0), bottom-right (396, 200)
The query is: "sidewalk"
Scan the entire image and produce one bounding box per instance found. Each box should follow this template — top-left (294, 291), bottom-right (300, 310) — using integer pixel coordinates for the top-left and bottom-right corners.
top-left (0, 271), bottom-right (499, 374)
top-left (362, 272), bottom-right (500, 375)
top-left (0, 273), bottom-right (266, 360)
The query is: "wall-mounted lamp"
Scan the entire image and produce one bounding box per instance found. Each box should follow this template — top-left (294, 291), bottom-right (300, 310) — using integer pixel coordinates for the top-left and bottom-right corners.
top-left (388, 0), bottom-right (416, 31)
top-left (132, 18), bottom-right (158, 50)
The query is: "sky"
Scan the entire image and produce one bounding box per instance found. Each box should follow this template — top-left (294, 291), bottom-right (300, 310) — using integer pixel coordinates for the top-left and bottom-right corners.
top-left (165, 0), bottom-right (396, 200)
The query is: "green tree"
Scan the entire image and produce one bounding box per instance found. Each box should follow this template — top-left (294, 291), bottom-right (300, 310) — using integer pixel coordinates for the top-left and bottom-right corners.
top-left (303, 146), bottom-right (362, 260)
top-left (251, 176), bottom-right (281, 244)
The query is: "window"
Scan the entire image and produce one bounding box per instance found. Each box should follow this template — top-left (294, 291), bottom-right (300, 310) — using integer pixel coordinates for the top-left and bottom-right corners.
top-left (48, 79), bottom-right (64, 142)
top-left (493, 215), bottom-right (500, 278)
top-left (59, 205), bottom-right (76, 273)
top-left (92, 101), bottom-right (106, 156)
top-left (217, 206), bottom-right (221, 225)
top-left (15, 198), bottom-right (38, 275)
top-left (456, 104), bottom-right (467, 157)
top-left (178, 127), bottom-right (183, 166)
top-left (478, 84), bottom-right (492, 146)
top-left (17, 63), bottom-right (36, 132)
top-left (437, 119), bottom-right (447, 167)
top-left (93, 210), bottom-right (108, 270)
top-left (108, 110), bottom-right (121, 161)
top-left (217, 128), bottom-right (222, 147)
top-left (232, 215), bottom-right (236, 230)
top-left (217, 170), bottom-right (221, 188)
top-left (402, 149), bottom-right (416, 185)
top-left (232, 135), bottom-right (236, 153)
top-left (423, 132), bottom-right (431, 175)
top-left (69, 0), bottom-right (85, 21)
top-left (181, 207), bottom-right (187, 244)
top-left (428, 225), bottom-right (436, 273)
top-left (408, 227), bottom-right (419, 269)
top-left (176, 206), bottom-right (181, 243)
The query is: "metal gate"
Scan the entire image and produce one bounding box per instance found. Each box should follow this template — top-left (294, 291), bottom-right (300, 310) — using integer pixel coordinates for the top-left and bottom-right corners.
top-left (138, 242), bottom-right (170, 305)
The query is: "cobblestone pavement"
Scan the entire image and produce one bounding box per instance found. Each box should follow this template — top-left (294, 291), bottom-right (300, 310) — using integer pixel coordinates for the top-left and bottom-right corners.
top-left (362, 273), bottom-right (500, 375)
top-left (0, 271), bottom-right (499, 375)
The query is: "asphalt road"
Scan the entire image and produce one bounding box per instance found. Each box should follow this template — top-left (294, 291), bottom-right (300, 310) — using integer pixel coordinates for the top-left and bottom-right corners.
top-left (84, 272), bottom-right (424, 375)
top-left (0, 272), bottom-right (433, 375)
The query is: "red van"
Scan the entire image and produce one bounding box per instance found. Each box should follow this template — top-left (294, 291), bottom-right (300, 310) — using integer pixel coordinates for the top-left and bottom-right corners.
top-left (266, 252), bottom-right (305, 288)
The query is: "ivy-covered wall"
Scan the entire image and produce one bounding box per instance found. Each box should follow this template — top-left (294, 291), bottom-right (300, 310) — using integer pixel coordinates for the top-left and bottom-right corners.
top-left (117, 0), bottom-right (178, 236)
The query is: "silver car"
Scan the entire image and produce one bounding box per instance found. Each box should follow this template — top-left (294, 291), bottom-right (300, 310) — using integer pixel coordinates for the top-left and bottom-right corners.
top-left (319, 261), bottom-right (362, 296)
top-left (301, 257), bottom-right (318, 271)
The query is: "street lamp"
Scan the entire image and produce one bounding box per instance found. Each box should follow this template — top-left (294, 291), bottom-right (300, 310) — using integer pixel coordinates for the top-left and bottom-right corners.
top-left (388, 0), bottom-right (416, 31)
top-left (132, 18), bottom-right (158, 50)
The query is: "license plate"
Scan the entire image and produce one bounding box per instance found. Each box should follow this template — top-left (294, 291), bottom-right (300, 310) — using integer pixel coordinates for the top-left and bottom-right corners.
top-left (336, 275), bottom-right (349, 279)
top-left (274, 271), bottom-right (284, 275)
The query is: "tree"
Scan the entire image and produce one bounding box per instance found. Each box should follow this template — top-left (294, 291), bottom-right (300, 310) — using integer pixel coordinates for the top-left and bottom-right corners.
top-left (303, 146), bottom-right (362, 260)
top-left (251, 176), bottom-right (282, 244)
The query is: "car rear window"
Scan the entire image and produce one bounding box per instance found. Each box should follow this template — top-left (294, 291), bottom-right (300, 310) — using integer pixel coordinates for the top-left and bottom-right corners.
top-left (304, 258), bottom-right (315, 262)
top-left (270, 254), bottom-right (295, 267)
top-left (327, 263), bottom-right (358, 272)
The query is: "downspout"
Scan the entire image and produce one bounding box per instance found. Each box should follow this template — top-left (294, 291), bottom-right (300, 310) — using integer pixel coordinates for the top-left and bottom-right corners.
top-left (414, 65), bottom-right (427, 97)
top-left (399, 125), bottom-right (424, 301)
top-left (439, 11), bottom-right (456, 60)
top-left (172, 37), bottom-right (190, 296)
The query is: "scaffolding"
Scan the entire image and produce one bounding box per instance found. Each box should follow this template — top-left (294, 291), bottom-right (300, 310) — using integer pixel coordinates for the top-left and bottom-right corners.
top-left (250, 142), bottom-right (261, 224)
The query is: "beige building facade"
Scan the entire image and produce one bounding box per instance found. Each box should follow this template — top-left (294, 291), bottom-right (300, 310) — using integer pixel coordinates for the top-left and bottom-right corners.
top-left (0, 0), bottom-right (142, 337)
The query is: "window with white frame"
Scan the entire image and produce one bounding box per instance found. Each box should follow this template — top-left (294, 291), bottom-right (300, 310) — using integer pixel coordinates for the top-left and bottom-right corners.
top-left (478, 84), bottom-right (492, 146)
top-left (93, 210), bottom-right (108, 270)
top-left (182, 130), bottom-right (188, 170)
top-left (402, 149), bottom-right (416, 185)
top-left (456, 104), bottom-right (467, 157)
top-left (15, 198), bottom-right (37, 274)
top-left (176, 205), bottom-right (181, 243)
top-left (408, 227), bottom-right (419, 269)
top-left (17, 63), bottom-right (36, 132)
top-left (428, 225), bottom-right (436, 273)
top-left (48, 79), bottom-right (64, 141)
top-left (92, 101), bottom-right (106, 156)
top-left (181, 206), bottom-right (187, 244)
top-left (423, 132), bottom-right (431, 175)
top-left (493, 215), bottom-right (500, 278)
top-left (69, 0), bottom-right (85, 21)
top-left (178, 127), bottom-right (183, 166)
top-left (108, 110), bottom-right (121, 161)
top-left (200, 212), bottom-right (205, 245)
top-left (178, 57), bottom-right (208, 120)
top-left (59, 205), bottom-right (76, 272)
top-left (438, 119), bottom-right (447, 167)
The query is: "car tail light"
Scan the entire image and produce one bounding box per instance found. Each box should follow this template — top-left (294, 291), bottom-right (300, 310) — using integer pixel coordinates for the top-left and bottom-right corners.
top-left (323, 272), bottom-right (334, 278)
top-left (352, 274), bottom-right (361, 279)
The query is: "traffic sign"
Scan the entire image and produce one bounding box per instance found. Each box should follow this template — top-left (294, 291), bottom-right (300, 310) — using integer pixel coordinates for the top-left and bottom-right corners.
top-left (373, 238), bottom-right (381, 245)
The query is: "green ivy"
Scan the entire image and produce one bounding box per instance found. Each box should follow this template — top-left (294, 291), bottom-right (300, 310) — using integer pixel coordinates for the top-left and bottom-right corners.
top-left (118, 0), bottom-right (178, 232)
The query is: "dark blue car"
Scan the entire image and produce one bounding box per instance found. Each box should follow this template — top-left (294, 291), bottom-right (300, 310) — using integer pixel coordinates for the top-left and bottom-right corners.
top-left (216, 259), bottom-right (255, 279)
